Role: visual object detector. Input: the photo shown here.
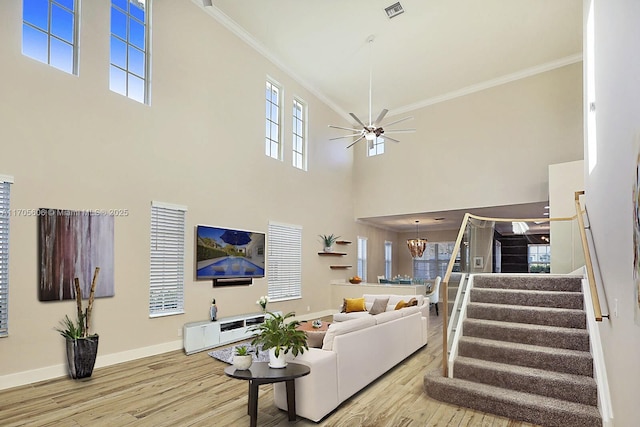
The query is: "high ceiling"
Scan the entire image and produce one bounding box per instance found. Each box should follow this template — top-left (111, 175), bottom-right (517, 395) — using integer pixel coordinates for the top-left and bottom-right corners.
top-left (198, 0), bottom-right (583, 231)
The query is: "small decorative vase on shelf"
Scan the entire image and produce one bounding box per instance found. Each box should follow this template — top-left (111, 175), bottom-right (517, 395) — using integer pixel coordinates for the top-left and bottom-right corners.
top-left (268, 347), bottom-right (287, 368)
top-left (323, 246), bottom-right (333, 252)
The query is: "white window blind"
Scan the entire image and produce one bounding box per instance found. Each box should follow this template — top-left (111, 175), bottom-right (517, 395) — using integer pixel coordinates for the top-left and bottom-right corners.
top-left (357, 236), bottom-right (367, 281)
top-left (268, 222), bottom-right (302, 301)
top-left (150, 201), bottom-right (186, 317)
top-left (0, 176), bottom-right (14, 337)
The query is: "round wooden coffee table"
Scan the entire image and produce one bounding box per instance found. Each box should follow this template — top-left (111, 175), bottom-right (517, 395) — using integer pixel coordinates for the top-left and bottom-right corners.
top-left (224, 362), bottom-right (310, 427)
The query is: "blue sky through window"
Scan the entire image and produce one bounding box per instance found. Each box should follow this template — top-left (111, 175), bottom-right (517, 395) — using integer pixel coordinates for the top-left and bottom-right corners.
top-left (110, 0), bottom-right (148, 104)
top-left (22, 0), bottom-right (76, 74)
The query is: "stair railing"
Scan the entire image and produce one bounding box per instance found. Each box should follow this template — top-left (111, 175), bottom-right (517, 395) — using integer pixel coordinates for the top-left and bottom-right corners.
top-left (440, 211), bottom-right (591, 377)
top-left (575, 191), bottom-right (607, 321)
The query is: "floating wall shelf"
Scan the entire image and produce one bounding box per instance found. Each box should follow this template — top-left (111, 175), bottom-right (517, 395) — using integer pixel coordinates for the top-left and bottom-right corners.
top-left (335, 240), bottom-right (352, 245)
top-left (317, 252), bottom-right (347, 256)
top-left (330, 265), bottom-right (352, 269)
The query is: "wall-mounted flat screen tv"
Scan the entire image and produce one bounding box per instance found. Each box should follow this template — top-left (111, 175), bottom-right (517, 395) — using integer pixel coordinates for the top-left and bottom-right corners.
top-left (196, 225), bottom-right (265, 280)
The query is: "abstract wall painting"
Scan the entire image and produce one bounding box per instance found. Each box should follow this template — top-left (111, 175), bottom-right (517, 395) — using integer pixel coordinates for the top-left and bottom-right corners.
top-left (39, 209), bottom-right (114, 301)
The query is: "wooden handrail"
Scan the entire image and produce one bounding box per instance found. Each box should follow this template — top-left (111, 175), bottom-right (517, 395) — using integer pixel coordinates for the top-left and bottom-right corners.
top-left (440, 205), bottom-right (605, 376)
top-left (575, 191), bottom-right (604, 321)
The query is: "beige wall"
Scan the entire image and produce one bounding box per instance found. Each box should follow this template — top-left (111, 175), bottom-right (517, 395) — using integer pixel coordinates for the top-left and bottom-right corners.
top-left (353, 63), bottom-right (584, 219)
top-left (0, 1), bottom-right (369, 382)
top-left (0, 0), bottom-right (596, 397)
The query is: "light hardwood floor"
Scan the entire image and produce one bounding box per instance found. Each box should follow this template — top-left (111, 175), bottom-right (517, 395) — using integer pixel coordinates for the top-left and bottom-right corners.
top-left (0, 313), bottom-right (540, 427)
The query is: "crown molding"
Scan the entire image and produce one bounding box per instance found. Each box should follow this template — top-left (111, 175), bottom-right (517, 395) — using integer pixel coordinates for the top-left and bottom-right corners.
top-left (389, 54), bottom-right (583, 117)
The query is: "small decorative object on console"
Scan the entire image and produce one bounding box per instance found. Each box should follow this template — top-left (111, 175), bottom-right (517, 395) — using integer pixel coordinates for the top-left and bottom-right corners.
top-left (349, 276), bottom-right (362, 284)
top-left (312, 319), bottom-right (322, 329)
top-left (210, 298), bottom-right (217, 321)
top-left (256, 295), bottom-right (269, 312)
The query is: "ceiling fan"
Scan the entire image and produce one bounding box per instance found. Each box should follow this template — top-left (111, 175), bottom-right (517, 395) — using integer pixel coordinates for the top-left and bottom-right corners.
top-left (328, 35), bottom-right (415, 149)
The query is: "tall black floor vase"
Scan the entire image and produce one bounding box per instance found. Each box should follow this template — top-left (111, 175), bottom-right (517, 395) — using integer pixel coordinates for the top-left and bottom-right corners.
top-left (65, 336), bottom-right (99, 379)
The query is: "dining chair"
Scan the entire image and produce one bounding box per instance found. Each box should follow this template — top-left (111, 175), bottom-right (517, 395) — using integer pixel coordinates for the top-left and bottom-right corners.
top-left (425, 276), bottom-right (441, 316)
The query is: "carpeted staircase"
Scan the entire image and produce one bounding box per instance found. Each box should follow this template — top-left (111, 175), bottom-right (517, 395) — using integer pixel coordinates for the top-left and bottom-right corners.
top-left (424, 274), bottom-right (602, 427)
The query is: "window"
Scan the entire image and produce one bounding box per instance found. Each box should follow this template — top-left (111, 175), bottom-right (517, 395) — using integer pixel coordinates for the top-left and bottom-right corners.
top-left (265, 79), bottom-right (282, 160)
top-left (528, 244), bottom-right (550, 273)
top-left (22, 0), bottom-right (78, 74)
top-left (292, 98), bottom-right (307, 170)
top-left (368, 137), bottom-right (385, 157)
top-left (357, 236), bottom-right (367, 281)
top-left (268, 222), bottom-right (302, 301)
top-left (0, 175), bottom-right (14, 338)
top-left (384, 241), bottom-right (392, 279)
top-left (110, 0), bottom-right (149, 104)
top-left (413, 242), bottom-right (456, 280)
top-left (149, 201), bottom-right (186, 317)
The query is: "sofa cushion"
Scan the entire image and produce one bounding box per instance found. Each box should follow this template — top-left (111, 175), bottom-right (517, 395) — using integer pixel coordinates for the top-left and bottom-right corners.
top-left (343, 297), bottom-right (366, 313)
top-left (322, 316), bottom-right (376, 351)
top-left (373, 309), bottom-right (403, 324)
top-left (394, 300), bottom-right (408, 310)
top-left (332, 311), bottom-right (372, 322)
top-left (399, 305), bottom-right (421, 317)
top-left (368, 298), bottom-right (389, 315)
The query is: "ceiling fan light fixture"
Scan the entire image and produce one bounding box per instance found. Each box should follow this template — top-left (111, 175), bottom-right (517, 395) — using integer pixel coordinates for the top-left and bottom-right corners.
top-left (365, 133), bottom-right (376, 141)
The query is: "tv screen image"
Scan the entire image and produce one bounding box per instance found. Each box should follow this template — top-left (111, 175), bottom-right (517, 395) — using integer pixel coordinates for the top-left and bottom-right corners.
top-left (196, 225), bottom-right (265, 280)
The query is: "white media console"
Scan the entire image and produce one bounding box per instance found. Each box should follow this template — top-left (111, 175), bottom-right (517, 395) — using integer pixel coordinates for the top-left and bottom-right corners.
top-left (183, 311), bottom-right (281, 355)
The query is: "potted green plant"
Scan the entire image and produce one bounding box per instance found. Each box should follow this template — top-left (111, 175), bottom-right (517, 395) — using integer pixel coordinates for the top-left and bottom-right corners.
top-left (319, 234), bottom-right (340, 252)
top-left (55, 267), bottom-right (100, 379)
top-left (249, 312), bottom-right (308, 368)
top-left (232, 345), bottom-right (254, 370)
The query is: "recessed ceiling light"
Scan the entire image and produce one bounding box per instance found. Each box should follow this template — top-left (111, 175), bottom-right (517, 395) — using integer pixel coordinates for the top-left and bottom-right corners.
top-left (543, 212), bottom-right (549, 216)
top-left (434, 217), bottom-right (445, 221)
top-left (544, 206), bottom-right (550, 209)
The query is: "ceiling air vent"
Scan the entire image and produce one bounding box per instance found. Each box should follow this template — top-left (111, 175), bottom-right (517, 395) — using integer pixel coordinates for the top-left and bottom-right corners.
top-left (384, 2), bottom-right (405, 19)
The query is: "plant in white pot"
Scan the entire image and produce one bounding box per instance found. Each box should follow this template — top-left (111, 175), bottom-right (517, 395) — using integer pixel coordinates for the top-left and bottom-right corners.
top-left (232, 345), bottom-right (254, 370)
top-left (249, 312), bottom-right (308, 368)
top-left (319, 234), bottom-right (340, 252)
top-left (55, 267), bottom-right (100, 379)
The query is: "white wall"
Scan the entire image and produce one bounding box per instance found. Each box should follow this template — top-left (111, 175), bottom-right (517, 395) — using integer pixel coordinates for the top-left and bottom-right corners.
top-left (584, 1), bottom-right (640, 425)
top-left (549, 160), bottom-right (585, 273)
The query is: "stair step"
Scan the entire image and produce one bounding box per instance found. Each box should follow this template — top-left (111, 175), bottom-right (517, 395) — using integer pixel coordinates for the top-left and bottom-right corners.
top-left (473, 275), bottom-right (582, 292)
top-left (453, 356), bottom-right (597, 406)
top-left (424, 369), bottom-right (601, 427)
top-left (458, 336), bottom-right (593, 376)
top-left (466, 302), bottom-right (586, 329)
top-left (463, 318), bottom-right (590, 351)
top-left (470, 287), bottom-right (584, 310)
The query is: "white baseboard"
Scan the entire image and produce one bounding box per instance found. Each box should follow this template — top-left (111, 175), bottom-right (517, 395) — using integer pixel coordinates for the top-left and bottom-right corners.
top-left (0, 339), bottom-right (183, 391)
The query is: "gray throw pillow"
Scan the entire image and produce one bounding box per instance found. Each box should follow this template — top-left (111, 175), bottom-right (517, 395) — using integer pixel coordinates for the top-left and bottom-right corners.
top-left (369, 297), bottom-right (390, 315)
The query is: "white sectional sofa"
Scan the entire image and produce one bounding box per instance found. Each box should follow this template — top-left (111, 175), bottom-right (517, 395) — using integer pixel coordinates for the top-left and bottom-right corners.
top-left (332, 293), bottom-right (429, 322)
top-left (272, 298), bottom-right (428, 422)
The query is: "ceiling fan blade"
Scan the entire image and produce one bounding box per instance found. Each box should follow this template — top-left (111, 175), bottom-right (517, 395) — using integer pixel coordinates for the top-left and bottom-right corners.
top-left (328, 125), bottom-right (361, 132)
top-left (383, 116), bottom-right (414, 127)
top-left (382, 135), bottom-right (400, 143)
top-left (373, 109), bottom-right (388, 126)
top-left (383, 128), bottom-right (416, 134)
top-left (349, 113), bottom-right (367, 128)
top-left (346, 135), bottom-right (365, 149)
top-left (329, 133), bottom-right (362, 141)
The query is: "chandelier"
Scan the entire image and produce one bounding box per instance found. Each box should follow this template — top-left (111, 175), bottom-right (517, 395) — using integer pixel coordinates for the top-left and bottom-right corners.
top-left (407, 220), bottom-right (428, 258)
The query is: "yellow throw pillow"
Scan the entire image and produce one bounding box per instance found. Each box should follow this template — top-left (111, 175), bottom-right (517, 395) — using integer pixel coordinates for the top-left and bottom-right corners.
top-left (394, 300), bottom-right (407, 310)
top-left (344, 297), bottom-right (367, 313)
